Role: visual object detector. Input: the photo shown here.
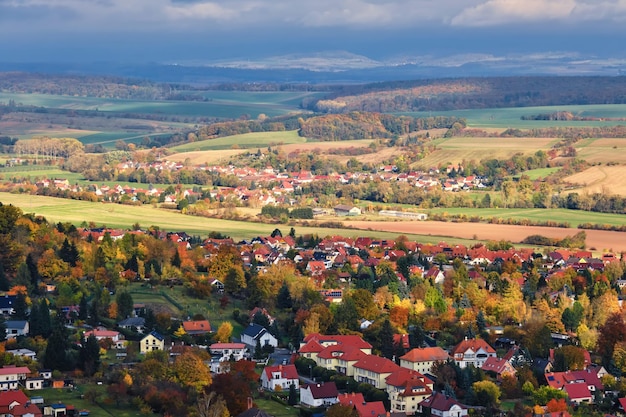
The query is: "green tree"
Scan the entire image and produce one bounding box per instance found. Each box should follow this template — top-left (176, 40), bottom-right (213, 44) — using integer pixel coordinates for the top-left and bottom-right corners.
top-left (277, 283), bottom-right (293, 310)
top-left (472, 380), bottom-right (501, 411)
top-left (0, 315), bottom-right (6, 342)
top-left (12, 292), bottom-right (29, 320)
top-left (224, 265), bottom-right (246, 296)
top-left (116, 291), bottom-right (134, 319)
top-left (380, 319), bottom-right (395, 360)
top-left (44, 311), bottom-right (71, 371)
top-left (288, 383), bottom-right (298, 406)
top-left (79, 334), bottom-right (101, 376)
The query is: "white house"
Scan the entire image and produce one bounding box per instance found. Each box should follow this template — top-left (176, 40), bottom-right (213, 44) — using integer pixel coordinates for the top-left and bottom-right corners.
top-left (419, 392), bottom-right (468, 417)
top-left (241, 324), bottom-right (278, 349)
top-left (260, 364), bottom-right (299, 391)
top-left (300, 382), bottom-right (339, 407)
top-left (451, 338), bottom-right (496, 369)
top-left (0, 366), bottom-right (31, 390)
top-left (209, 343), bottom-right (247, 362)
top-left (5, 321), bottom-right (29, 339)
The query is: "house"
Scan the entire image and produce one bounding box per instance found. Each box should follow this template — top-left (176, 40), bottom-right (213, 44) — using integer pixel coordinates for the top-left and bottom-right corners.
top-left (260, 364), bottom-right (299, 391)
top-left (118, 317), bottom-right (146, 333)
top-left (451, 338), bottom-right (496, 369)
top-left (24, 378), bottom-right (44, 390)
top-left (84, 328), bottom-right (124, 349)
top-left (334, 205), bottom-right (362, 216)
top-left (209, 343), bottom-right (247, 362)
top-left (140, 331), bottom-right (165, 354)
top-left (182, 320), bottom-right (212, 335)
top-left (419, 392), bottom-right (468, 417)
top-left (481, 356), bottom-right (516, 380)
top-left (316, 344), bottom-right (369, 377)
top-left (0, 390), bottom-right (43, 417)
top-left (0, 366), bottom-right (31, 390)
top-left (241, 323), bottom-right (278, 350)
top-left (300, 382), bottom-right (339, 407)
top-left (400, 347), bottom-right (449, 375)
top-left (0, 295), bottom-right (16, 315)
top-left (385, 368), bottom-right (434, 415)
top-left (6, 349), bottom-right (37, 361)
top-left (564, 382), bottom-right (593, 405)
top-left (353, 355), bottom-right (401, 389)
top-left (43, 403), bottom-right (67, 417)
top-left (5, 321), bottom-right (29, 339)
top-left (338, 393), bottom-right (386, 417)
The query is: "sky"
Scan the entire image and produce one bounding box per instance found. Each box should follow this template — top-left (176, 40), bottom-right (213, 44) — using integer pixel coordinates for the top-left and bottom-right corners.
top-left (0, 0), bottom-right (624, 64)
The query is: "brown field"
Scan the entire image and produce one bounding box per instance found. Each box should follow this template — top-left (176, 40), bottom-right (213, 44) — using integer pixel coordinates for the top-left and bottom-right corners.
top-left (413, 137), bottom-right (558, 168)
top-left (575, 138), bottom-right (626, 164)
top-left (166, 149), bottom-right (248, 165)
top-left (345, 220), bottom-right (626, 253)
top-left (167, 139), bottom-right (405, 166)
top-left (563, 165), bottom-right (626, 196)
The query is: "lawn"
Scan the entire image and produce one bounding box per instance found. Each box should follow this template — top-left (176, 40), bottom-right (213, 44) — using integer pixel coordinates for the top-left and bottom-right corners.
top-left (516, 167), bottom-right (561, 180)
top-left (35, 386), bottom-right (143, 417)
top-left (254, 398), bottom-right (300, 417)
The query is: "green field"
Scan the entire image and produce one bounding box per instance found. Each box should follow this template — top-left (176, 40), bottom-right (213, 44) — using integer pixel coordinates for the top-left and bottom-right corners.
top-left (170, 130), bottom-right (306, 152)
top-left (35, 387), bottom-right (142, 417)
top-left (0, 90), bottom-right (318, 119)
top-left (514, 167), bottom-right (561, 180)
top-left (425, 207), bottom-right (626, 227)
top-left (0, 192), bottom-right (480, 246)
top-left (402, 104), bottom-right (626, 128)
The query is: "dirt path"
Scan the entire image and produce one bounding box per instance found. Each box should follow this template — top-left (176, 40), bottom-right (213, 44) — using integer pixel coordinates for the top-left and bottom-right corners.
top-left (345, 220), bottom-right (626, 253)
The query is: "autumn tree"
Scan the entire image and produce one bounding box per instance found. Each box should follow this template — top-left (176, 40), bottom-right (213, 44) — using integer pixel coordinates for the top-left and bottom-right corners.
top-left (224, 265), bottom-right (246, 296)
top-left (472, 380), bottom-right (501, 411)
top-left (325, 404), bottom-right (359, 417)
top-left (598, 312), bottom-right (626, 365)
top-left (196, 391), bottom-right (230, 417)
top-left (173, 351), bottom-right (212, 392)
top-left (215, 322), bottom-right (233, 343)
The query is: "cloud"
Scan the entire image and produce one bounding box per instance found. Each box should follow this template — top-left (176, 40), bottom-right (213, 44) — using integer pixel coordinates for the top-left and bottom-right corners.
top-left (450, 0), bottom-right (626, 27)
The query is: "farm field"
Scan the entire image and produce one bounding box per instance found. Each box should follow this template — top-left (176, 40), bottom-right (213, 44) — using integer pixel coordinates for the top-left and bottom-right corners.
top-left (413, 136), bottom-right (557, 168)
top-left (403, 104), bottom-right (626, 129)
top-left (346, 220), bottom-right (626, 253)
top-left (575, 138), bottom-right (626, 164)
top-left (0, 192), bottom-right (478, 246)
top-left (517, 167), bottom-right (561, 180)
top-left (0, 91), bottom-right (314, 118)
top-left (168, 136), bottom-right (378, 164)
top-left (169, 130), bottom-right (306, 152)
top-left (423, 207), bottom-right (626, 228)
top-left (564, 165), bottom-right (626, 196)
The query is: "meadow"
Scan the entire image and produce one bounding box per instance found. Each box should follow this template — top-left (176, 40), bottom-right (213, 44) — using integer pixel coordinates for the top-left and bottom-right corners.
top-left (402, 104), bottom-right (626, 129)
top-left (0, 192), bottom-right (480, 246)
top-left (413, 136), bottom-right (558, 168)
top-left (169, 130), bottom-right (306, 152)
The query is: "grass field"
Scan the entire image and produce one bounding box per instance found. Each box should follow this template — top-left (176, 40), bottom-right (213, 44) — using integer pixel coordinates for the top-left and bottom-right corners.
top-left (424, 207), bottom-right (626, 227)
top-left (402, 104), bottom-right (626, 129)
top-left (0, 192), bottom-right (481, 246)
top-left (516, 167), bottom-right (561, 180)
top-left (169, 130), bottom-right (306, 152)
top-left (35, 387), bottom-right (143, 417)
top-left (0, 91), bottom-right (315, 119)
top-left (413, 136), bottom-right (557, 168)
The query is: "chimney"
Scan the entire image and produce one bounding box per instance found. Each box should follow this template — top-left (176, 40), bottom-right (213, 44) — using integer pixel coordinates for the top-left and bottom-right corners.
top-left (247, 397), bottom-right (253, 410)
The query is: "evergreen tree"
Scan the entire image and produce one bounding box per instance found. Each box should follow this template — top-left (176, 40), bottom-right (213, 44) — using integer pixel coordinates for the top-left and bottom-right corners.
top-left (29, 301), bottom-right (41, 337)
top-left (410, 324), bottom-right (425, 348)
top-left (0, 315), bottom-right (6, 342)
top-left (58, 238), bottom-right (79, 267)
top-left (44, 311), bottom-right (71, 371)
top-left (289, 227), bottom-right (296, 238)
top-left (79, 294), bottom-right (88, 321)
top-left (25, 253), bottom-right (40, 290)
top-left (38, 299), bottom-right (52, 338)
top-left (124, 254), bottom-right (139, 273)
top-left (79, 334), bottom-right (101, 376)
top-left (12, 292), bottom-right (29, 320)
top-left (288, 384), bottom-right (298, 405)
top-left (277, 283), bottom-right (293, 310)
top-left (171, 250), bottom-right (182, 268)
top-left (380, 319), bottom-right (395, 360)
top-left (143, 308), bottom-right (156, 333)
top-left (116, 291), bottom-right (134, 319)
top-left (476, 310), bottom-right (486, 333)
top-left (0, 263), bottom-right (9, 291)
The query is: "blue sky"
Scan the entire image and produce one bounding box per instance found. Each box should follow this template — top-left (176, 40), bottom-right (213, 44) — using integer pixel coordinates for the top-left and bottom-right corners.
top-left (0, 0), bottom-right (624, 63)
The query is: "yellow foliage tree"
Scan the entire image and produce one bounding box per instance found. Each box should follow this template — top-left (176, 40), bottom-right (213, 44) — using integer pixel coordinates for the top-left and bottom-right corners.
top-left (174, 351), bottom-right (212, 391)
top-left (215, 322), bottom-right (233, 343)
top-left (174, 325), bottom-right (187, 339)
top-left (108, 302), bottom-right (118, 319)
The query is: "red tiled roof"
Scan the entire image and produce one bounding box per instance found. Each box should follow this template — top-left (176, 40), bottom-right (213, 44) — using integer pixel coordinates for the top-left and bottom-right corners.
top-left (354, 355), bottom-right (400, 374)
top-left (182, 320), bottom-right (211, 333)
top-left (451, 338), bottom-right (496, 355)
top-left (400, 347), bottom-right (449, 363)
top-left (564, 382), bottom-right (592, 400)
top-left (264, 364), bottom-right (299, 380)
